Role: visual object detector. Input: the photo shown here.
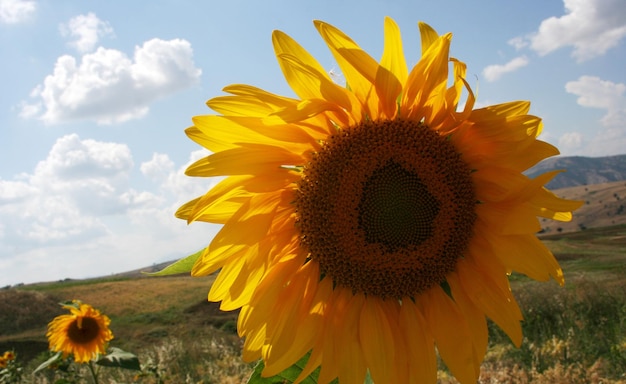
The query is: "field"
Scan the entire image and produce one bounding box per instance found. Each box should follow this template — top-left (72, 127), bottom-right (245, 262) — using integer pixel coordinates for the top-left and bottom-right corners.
top-left (1, 224), bottom-right (625, 383)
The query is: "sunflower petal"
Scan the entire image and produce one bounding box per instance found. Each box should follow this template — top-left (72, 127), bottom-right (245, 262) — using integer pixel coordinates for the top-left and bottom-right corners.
top-left (186, 144), bottom-right (304, 177)
top-left (359, 296), bottom-right (395, 384)
top-left (399, 299), bottom-right (437, 383)
top-left (421, 286), bottom-right (479, 384)
top-left (488, 232), bottom-right (564, 285)
top-left (418, 22), bottom-right (439, 55)
top-left (314, 20), bottom-right (379, 117)
top-left (376, 17), bottom-right (407, 118)
top-left (455, 259), bottom-right (523, 346)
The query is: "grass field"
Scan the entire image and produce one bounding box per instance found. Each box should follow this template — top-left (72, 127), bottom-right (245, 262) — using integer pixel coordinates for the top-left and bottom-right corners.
top-left (1, 225), bottom-right (625, 383)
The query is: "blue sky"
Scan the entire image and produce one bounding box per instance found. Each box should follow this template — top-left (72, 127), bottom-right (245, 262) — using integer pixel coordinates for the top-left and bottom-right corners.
top-left (1, 0), bottom-right (625, 286)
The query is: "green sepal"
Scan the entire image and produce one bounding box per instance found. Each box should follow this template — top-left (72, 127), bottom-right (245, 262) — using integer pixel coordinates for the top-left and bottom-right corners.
top-left (96, 347), bottom-right (141, 371)
top-left (143, 249), bottom-right (203, 276)
top-left (59, 300), bottom-right (82, 310)
top-left (32, 351), bottom-right (63, 375)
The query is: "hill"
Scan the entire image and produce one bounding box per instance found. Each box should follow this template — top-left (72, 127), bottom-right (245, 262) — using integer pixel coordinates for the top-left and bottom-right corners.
top-left (526, 154), bottom-right (626, 189)
top-left (541, 180), bottom-right (626, 235)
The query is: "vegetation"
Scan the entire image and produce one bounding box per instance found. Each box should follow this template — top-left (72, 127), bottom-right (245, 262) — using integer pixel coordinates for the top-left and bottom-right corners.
top-left (1, 225), bottom-right (625, 383)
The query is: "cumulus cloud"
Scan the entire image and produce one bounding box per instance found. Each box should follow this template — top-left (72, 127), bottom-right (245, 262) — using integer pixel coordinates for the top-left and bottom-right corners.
top-left (0, 134), bottom-right (136, 244)
top-left (508, 36), bottom-right (528, 50)
top-left (528, 0), bottom-right (626, 61)
top-left (0, 0), bottom-right (35, 24)
top-left (0, 136), bottom-right (215, 286)
top-left (482, 56), bottom-right (529, 82)
top-left (60, 13), bottom-right (114, 53)
top-left (565, 75), bottom-right (626, 155)
top-left (566, 75), bottom-right (626, 126)
top-left (20, 38), bottom-right (202, 125)
top-left (558, 132), bottom-right (584, 152)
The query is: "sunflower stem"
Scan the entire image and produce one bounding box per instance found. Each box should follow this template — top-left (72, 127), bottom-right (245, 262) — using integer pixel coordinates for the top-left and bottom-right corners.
top-left (88, 361), bottom-right (100, 384)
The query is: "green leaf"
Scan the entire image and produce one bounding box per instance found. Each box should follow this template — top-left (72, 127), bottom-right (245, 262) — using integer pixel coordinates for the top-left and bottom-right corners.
top-left (246, 353), bottom-right (339, 384)
top-left (33, 352), bottom-right (63, 375)
top-left (143, 249), bottom-right (203, 276)
top-left (59, 300), bottom-right (81, 310)
top-left (96, 347), bottom-right (141, 371)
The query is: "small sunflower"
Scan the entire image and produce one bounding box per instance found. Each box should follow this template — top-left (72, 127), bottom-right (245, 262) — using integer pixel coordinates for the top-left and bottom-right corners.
top-left (47, 301), bottom-right (113, 364)
top-left (177, 18), bottom-right (582, 383)
top-left (2, 351), bottom-right (15, 361)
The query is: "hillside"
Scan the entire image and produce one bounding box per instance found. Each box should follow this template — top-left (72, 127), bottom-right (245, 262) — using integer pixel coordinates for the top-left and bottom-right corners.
top-left (540, 180), bottom-right (626, 235)
top-left (526, 154), bottom-right (626, 189)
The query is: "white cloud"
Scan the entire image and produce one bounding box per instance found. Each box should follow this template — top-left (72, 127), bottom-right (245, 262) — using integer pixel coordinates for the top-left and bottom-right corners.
top-left (60, 13), bottom-right (114, 53)
top-left (529, 0), bottom-right (626, 61)
top-left (0, 136), bottom-right (216, 286)
top-left (508, 36), bottom-right (528, 50)
top-left (565, 75), bottom-right (626, 155)
top-left (482, 56), bottom-right (529, 82)
top-left (141, 153), bottom-right (175, 182)
top-left (21, 38), bottom-right (202, 125)
top-left (141, 149), bottom-right (212, 198)
top-left (558, 132), bottom-right (584, 152)
top-left (0, 0), bottom-right (35, 24)
top-left (565, 75), bottom-right (626, 126)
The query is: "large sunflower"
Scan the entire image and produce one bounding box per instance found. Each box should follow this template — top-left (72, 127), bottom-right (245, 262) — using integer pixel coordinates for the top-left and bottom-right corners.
top-left (177, 18), bottom-right (582, 383)
top-left (47, 301), bottom-right (113, 364)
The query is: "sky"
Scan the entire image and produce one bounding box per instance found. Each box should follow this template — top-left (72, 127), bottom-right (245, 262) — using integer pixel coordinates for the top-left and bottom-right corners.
top-left (1, 0), bottom-right (625, 286)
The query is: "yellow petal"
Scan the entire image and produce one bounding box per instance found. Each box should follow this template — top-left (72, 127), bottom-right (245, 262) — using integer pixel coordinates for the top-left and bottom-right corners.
top-left (195, 192), bottom-right (282, 276)
top-left (376, 17), bottom-right (407, 118)
top-left (455, 258), bottom-right (523, 346)
top-left (418, 22), bottom-right (439, 56)
top-left (241, 322), bottom-right (266, 362)
top-left (208, 243), bottom-right (265, 310)
top-left (273, 29), bottom-right (330, 78)
top-left (271, 98), bottom-right (350, 127)
top-left (487, 231), bottom-right (564, 285)
top-left (470, 100), bottom-right (531, 120)
top-left (238, 255), bottom-right (302, 334)
top-left (186, 144), bottom-right (304, 177)
top-left (381, 17), bottom-right (408, 84)
top-left (530, 188), bottom-right (584, 221)
top-left (359, 296), bottom-right (395, 384)
top-left (402, 34), bottom-right (451, 121)
top-left (275, 52), bottom-right (360, 123)
top-left (294, 278), bottom-right (334, 383)
top-left (262, 265), bottom-right (319, 376)
top-left (446, 273), bottom-right (489, 369)
top-left (314, 20), bottom-right (379, 118)
top-left (223, 84), bottom-right (297, 108)
top-left (399, 299), bottom-right (437, 384)
top-left (420, 286), bottom-right (479, 384)
top-left (207, 95), bottom-right (276, 117)
top-left (336, 292), bottom-right (367, 384)
top-left (190, 115), bottom-right (277, 152)
top-left (185, 175), bottom-right (251, 224)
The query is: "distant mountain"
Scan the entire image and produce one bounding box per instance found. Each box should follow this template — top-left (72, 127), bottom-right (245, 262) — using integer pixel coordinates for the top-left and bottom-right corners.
top-left (525, 154), bottom-right (626, 189)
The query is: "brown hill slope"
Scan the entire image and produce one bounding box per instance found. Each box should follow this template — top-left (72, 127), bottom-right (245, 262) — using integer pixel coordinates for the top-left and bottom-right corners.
top-left (540, 180), bottom-right (626, 235)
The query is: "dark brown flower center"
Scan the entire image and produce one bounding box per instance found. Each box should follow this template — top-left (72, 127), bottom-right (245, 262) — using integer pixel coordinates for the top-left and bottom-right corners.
top-left (295, 119), bottom-right (476, 298)
top-left (67, 317), bottom-right (100, 345)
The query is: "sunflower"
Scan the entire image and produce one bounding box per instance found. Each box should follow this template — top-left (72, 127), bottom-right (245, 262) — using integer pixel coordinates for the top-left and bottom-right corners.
top-left (177, 17), bottom-right (582, 384)
top-left (2, 351), bottom-right (15, 362)
top-left (47, 301), bottom-right (113, 364)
